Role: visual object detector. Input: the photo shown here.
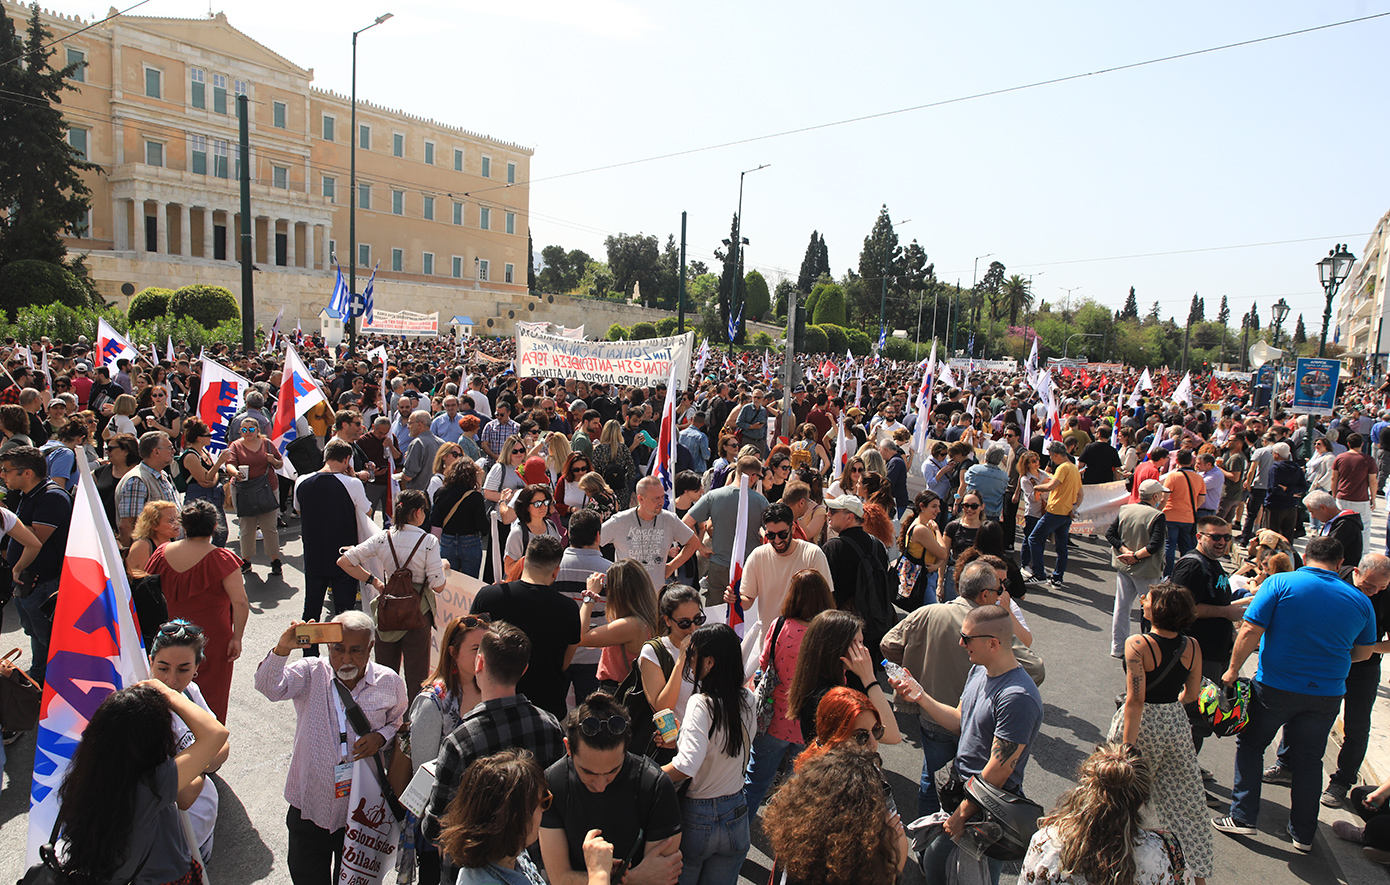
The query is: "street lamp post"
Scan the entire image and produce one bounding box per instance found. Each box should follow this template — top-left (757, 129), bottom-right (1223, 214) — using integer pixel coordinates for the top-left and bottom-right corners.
top-left (1271, 297), bottom-right (1290, 416)
top-left (1063, 332), bottom-right (1102, 361)
top-left (348, 12), bottom-right (394, 358)
top-left (1059, 285), bottom-right (1082, 314)
top-left (723, 164), bottom-right (769, 357)
top-left (968, 253), bottom-right (993, 358)
top-left (1317, 243), bottom-right (1356, 357)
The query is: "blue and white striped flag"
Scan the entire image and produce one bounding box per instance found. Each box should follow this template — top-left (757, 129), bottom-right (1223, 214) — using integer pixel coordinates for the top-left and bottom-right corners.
top-left (727, 302), bottom-right (744, 344)
top-left (362, 262), bottom-right (379, 326)
top-left (329, 262), bottom-right (349, 317)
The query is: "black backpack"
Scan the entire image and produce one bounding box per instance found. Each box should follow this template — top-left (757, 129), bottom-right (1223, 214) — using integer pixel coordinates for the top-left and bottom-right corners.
top-left (600, 458), bottom-right (626, 495)
top-left (835, 532), bottom-right (893, 640)
top-left (615, 638), bottom-right (674, 757)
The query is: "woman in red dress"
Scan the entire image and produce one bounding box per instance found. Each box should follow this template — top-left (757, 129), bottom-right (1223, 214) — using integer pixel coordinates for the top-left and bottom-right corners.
top-left (146, 499), bottom-right (248, 722)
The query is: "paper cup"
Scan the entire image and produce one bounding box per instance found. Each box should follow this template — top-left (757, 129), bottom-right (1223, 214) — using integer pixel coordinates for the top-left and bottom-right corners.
top-left (238, 465), bottom-right (249, 481)
top-left (653, 709), bottom-right (679, 743)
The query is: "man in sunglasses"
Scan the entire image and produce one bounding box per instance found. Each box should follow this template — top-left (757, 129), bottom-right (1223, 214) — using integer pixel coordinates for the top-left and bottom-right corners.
top-left (423, 622), bottom-right (565, 882)
top-left (726, 502), bottom-right (830, 646)
top-left (539, 694), bottom-right (683, 885)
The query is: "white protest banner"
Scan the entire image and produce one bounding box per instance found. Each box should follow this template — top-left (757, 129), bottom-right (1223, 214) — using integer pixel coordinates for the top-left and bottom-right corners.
top-left (948, 358), bottom-right (1018, 373)
top-left (1068, 480), bottom-right (1130, 534)
top-left (358, 309), bottom-right (439, 337)
top-left (516, 327), bottom-right (694, 390)
top-left (431, 567), bottom-right (485, 656)
top-left (517, 321), bottom-right (585, 339)
top-left (338, 761), bottom-right (402, 885)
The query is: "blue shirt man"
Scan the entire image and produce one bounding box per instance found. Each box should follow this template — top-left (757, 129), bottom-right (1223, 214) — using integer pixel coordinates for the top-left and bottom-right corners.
top-left (680, 419), bottom-right (711, 473)
top-left (430, 396), bottom-right (465, 444)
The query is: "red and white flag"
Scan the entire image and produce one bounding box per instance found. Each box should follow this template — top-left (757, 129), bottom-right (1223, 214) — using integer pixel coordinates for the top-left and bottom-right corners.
top-left (196, 354), bottom-right (253, 454)
top-left (727, 473), bottom-right (750, 637)
top-left (271, 346), bottom-right (326, 480)
top-left (96, 318), bottom-right (138, 369)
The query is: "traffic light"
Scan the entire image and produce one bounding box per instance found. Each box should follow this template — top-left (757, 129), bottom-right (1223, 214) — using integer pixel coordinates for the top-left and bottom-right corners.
top-left (792, 302), bottom-right (806, 353)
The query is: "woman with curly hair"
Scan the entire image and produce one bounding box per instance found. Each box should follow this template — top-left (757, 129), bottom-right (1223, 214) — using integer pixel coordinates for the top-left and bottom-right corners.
top-left (1022, 742), bottom-right (1193, 885)
top-left (764, 745), bottom-right (909, 885)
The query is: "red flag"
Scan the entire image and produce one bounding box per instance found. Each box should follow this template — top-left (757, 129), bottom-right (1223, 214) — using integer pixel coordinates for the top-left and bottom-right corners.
top-left (1079, 368), bottom-right (1093, 388)
top-left (1061, 367), bottom-right (1073, 379)
top-left (1206, 375), bottom-right (1219, 401)
top-left (1160, 372), bottom-right (1172, 397)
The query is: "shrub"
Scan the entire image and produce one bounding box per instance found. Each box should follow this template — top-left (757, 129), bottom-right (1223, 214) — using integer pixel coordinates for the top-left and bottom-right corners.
top-left (810, 282), bottom-right (847, 327)
top-left (655, 317), bottom-right (678, 337)
top-left (883, 337), bottom-right (919, 361)
top-left (743, 270), bottom-right (770, 322)
top-left (170, 284), bottom-right (239, 329)
top-left (0, 259), bottom-right (90, 319)
top-left (803, 324), bottom-right (828, 354)
top-left (846, 329), bottom-right (872, 356)
top-left (605, 323), bottom-right (628, 341)
top-left (751, 331), bottom-right (773, 347)
top-left (130, 316), bottom-right (243, 354)
top-left (629, 321), bottom-right (657, 340)
top-left (9, 303), bottom-right (113, 344)
top-left (128, 287), bottom-right (174, 323)
top-left (819, 324), bottom-right (849, 355)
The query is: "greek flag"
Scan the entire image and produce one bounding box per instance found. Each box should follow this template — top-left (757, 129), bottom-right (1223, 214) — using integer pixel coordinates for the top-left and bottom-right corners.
top-left (877, 324), bottom-right (887, 353)
top-left (727, 302), bottom-right (744, 344)
top-left (362, 263), bottom-right (379, 325)
top-left (329, 262), bottom-right (349, 317)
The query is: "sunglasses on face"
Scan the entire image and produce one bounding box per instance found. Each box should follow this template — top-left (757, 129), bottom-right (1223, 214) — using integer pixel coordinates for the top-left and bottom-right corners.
top-left (852, 725), bottom-right (886, 746)
top-left (766, 529), bottom-right (790, 541)
top-left (850, 467), bottom-right (863, 474)
top-left (1200, 532), bottom-right (1232, 544)
top-left (240, 427), bottom-right (258, 434)
top-left (672, 612), bottom-right (707, 630)
top-left (578, 714), bottom-right (630, 737)
top-left (960, 502), bottom-right (980, 510)
top-left (960, 632), bottom-right (994, 644)
top-left (529, 500), bottom-right (551, 508)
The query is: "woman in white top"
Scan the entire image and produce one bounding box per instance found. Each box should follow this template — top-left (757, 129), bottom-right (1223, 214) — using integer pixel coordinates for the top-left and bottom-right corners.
top-left (661, 623), bottom-right (756, 885)
top-left (103, 393), bottom-right (140, 441)
top-left (639, 584), bottom-right (703, 744)
top-left (483, 434), bottom-right (529, 516)
top-left (1305, 437), bottom-right (1336, 530)
top-left (337, 488), bottom-right (446, 693)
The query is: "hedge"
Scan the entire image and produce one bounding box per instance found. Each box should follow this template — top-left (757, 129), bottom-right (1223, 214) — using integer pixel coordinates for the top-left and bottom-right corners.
top-left (605, 323), bottom-right (629, 341)
top-left (129, 287), bottom-right (175, 323)
top-left (170, 285), bottom-right (239, 329)
top-left (819, 324), bottom-right (849, 355)
top-left (803, 324), bottom-right (828, 354)
top-left (629, 321), bottom-right (657, 340)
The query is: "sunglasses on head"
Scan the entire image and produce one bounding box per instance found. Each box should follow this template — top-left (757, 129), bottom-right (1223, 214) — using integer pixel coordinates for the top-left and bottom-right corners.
top-left (672, 612), bottom-right (707, 630)
top-left (158, 621), bottom-right (203, 639)
top-left (578, 714), bottom-right (630, 737)
top-left (539, 788), bottom-right (554, 811)
top-left (456, 614), bottom-right (491, 631)
top-left (852, 724), bottom-right (886, 746)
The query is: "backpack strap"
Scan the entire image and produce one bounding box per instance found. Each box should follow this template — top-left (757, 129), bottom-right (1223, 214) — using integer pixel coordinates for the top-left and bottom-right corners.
top-left (645, 637), bottom-right (675, 677)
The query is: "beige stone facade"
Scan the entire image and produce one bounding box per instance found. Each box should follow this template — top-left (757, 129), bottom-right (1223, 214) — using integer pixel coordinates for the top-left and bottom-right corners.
top-left (12, 2), bottom-right (542, 331)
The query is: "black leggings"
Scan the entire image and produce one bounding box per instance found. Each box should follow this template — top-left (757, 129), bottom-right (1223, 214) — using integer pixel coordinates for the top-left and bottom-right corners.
top-left (1351, 786), bottom-right (1390, 850)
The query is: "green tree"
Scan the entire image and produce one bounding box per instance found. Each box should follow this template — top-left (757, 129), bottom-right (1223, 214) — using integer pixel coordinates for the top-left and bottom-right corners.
top-left (688, 272), bottom-right (720, 305)
top-left (819, 324), bottom-right (849, 354)
top-left (846, 328), bottom-right (871, 356)
top-left (714, 213), bottom-right (745, 344)
top-left (1293, 313), bottom-right (1307, 345)
top-left (527, 229), bottom-right (536, 292)
top-left (0, 258), bottom-right (91, 319)
top-left (629, 321), bottom-right (657, 340)
top-left (128, 287), bottom-right (174, 323)
top-left (604, 233), bottom-right (662, 308)
top-left (1121, 287), bottom-right (1139, 320)
top-left (751, 331), bottom-right (772, 348)
top-left (772, 278), bottom-right (796, 319)
top-left (1001, 274), bottom-right (1033, 326)
top-left (605, 323), bottom-right (628, 341)
top-left (743, 270), bottom-right (770, 321)
top-left (1248, 304), bottom-right (1260, 332)
top-left (803, 324), bottom-right (828, 354)
top-left (977, 260), bottom-right (1006, 325)
top-left (0, 5), bottom-right (101, 270)
top-left (537, 246), bottom-right (591, 293)
top-left (655, 317), bottom-right (678, 337)
top-left (802, 285), bottom-right (821, 322)
top-left (1148, 301), bottom-right (1161, 322)
top-left (688, 259), bottom-right (709, 277)
top-left (855, 207), bottom-right (903, 331)
top-left (810, 282), bottom-right (847, 326)
top-left (170, 284), bottom-right (239, 329)
top-left (578, 260), bottom-right (613, 299)
top-left (797, 231), bottom-right (822, 293)
top-left (1218, 294), bottom-right (1230, 326)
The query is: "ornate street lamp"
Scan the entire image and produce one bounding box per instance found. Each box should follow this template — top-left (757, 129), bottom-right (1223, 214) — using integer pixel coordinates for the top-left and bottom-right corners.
top-left (1317, 243), bottom-right (1356, 357)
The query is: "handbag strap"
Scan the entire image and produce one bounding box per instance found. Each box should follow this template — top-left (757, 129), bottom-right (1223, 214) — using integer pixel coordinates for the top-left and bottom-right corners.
top-left (331, 679), bottom-right (407, 822)
top-left (759, 617), bottom-right (787, 671)
top-left (441, 490), bottom-right (473, 530)
top-left (1144, 633), bottom-right (1188, 687)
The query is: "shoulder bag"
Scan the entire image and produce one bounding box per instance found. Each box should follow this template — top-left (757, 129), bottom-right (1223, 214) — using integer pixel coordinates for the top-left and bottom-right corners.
top-left (0, 648), bottom-right (42, 732)
top-left (234, 466), bottom-right (279, 517)
top-left (753, 617), bottom-right (788, 735)
top-left (331, 679), bottom-right (406, 822)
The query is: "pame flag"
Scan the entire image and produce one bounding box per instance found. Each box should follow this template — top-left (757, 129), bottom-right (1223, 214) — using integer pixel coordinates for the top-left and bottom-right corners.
top-left (95, 318), bottom-right (137, 369)
top-left (271, 346), bottom-right (326, 480)
top-left (27, 454), bottom-right (149, 864)
top-left (197, 355), bottom-right (252, 454)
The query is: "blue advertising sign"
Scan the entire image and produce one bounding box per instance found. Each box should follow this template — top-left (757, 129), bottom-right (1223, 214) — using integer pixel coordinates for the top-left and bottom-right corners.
top-left (1255, 364), bottom-right (1276, 389)
top-left (1292, 357), bottom-right (1340, 417)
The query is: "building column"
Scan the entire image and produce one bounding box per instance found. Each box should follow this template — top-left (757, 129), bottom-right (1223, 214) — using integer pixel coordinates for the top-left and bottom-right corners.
top-left (179, 204), bottom-right (192, 257)
top-left (320, 224), bottom-right (331, 269)
top-left (151, 201), bottom-right (165, 254)
top-left (287, 219), bottom-right (297, 268)
top-left (112, 197), bottom-right (129, 251)
top-left (202, 207), bottom-right (214, 259)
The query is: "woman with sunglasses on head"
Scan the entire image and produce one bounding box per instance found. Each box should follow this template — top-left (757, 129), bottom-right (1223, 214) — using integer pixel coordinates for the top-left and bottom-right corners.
top-left (216, 415), bottom-right (285, 575)
top-left (502, 484), bottom-right (563, 581)
top-left (148, 619), bottom-right (230, 864)
top-left (941, 490), bottom-right (984, 602)
top-left (660, 623), bottom-right (756, 885)
top-left (410, 614), bottom-right (491, 885)
top-left (178, 418), bottom-right (229, 547)
top-left (640, 584), bottom-right (705, 758)
top-left (543, 430), bottom-right (572, 485)
top-left (786, 610), bottom-right (896, 746)
top-left (553, 451), bottom-right (594, 527)
top-left (146, 500), bottom-right (248, 724)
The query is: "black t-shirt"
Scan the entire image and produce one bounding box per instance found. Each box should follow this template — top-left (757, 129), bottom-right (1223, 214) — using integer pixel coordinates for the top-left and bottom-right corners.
top-left (798, 672), bottom-right (869, 745)
top-left (1079, 441), bottom-right (1122, 484)
top-left (542, 753), bottom-right (682, 874)
top-left (470, 580), bottom-right (581, 720)
top-left (138, 406), bottom-right (183, 432)
top-left (1170, 551), bottom-right (1233, 660)
top-left (8, 480), bottom-right (71, 581)
top-left (945, 521), bottom-right (979, 561)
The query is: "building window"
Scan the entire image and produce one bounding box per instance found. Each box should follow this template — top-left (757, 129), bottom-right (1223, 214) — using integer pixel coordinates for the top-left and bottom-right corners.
top-left (66, 47), bottom-right (85, 82)
top-left (189, 68), bottom-right (204, 108)
top-left (359, 124), bottom-right (371, 150)
top-left (213, 139), bottom-right (229, 178)
top-left (505, 263), bottom-right (515, 284)
top-left (507, 162), bottom-right (516, 184)
top-left (67, 128), bottom-right (89, 161)
top-left (505, 212), bottom-right (515, 235)
top-left (189, 133), bottom-right (207, 175)
top-left (479, 207), bottom-right (490, 231)
top-left (452, 256), bottom-right (463, 279)
top-left (273, 101), bottom-right (287, 129)
top-left (452, 201), bottom-right (463, 225)
top-left (322, 176), bottom-right (336, 203)
top-left (392, 133), bottom-right (404, 158)
top-left (423, 252), bottom-right (434, 275)
top-left (329, 239), bottom-right (336, 262)
top-left (423, 195), bottom-right (434, 221)
top-left (70, 208), bottom-right (92, 238)
top-left (480, 156), bottom-right (491, 178)
top-left (454, 148), bottom-right (463, 171)
top-left (144, 66), bottom-right (162, 99)
top-left (272, 165), bottom-right (288, 189)
top-left (478, 259), bottom-right (489, 281)
top-left (212, 73), bottom-right (227, 114)
top-left (234, 79), bottom-right (248, 97)
top-left (358, 243), bottom-right (371, 268)
top-left (358, 184), bottom-right (371, 210)
top-left (144, 140), bottom-right (164, 167)
top-left (391, 248), bottom-right (403, 272)
top-left (424, 141), bottom-right (435, 165)
top-left (322, 114), bottom-right (335, 141)
top-left (391, 190), bottom-right (403, 216)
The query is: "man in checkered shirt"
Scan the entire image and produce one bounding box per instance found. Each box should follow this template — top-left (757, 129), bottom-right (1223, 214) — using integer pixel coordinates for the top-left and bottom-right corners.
top-left (479, 400), bottom-right (520, 461)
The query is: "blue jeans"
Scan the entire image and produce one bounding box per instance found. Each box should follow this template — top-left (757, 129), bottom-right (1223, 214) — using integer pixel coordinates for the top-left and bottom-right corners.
top-left (439, 533), bottom-right (483, 579)
top-left (1165, 522), bottom-right (1195, 577)
top-left (916, 724), bottom-right (961, 817)
top-left (1027, 512), bottom-right (1072, 578)
top-left (1230, 680), bottom-right (1342, 843)
top-left (1019, 515), bottom-right (1040, 569)
top-left (15, 578), bottom-right (58, 684)
top-left (939, 569), bottom-right (957, 603)
top-left (919, 829), bottom-right (1004, 885)
top-left (1274, 657), bottom-right (1381, 787)
top-left (743, 731), bottom-right (803, 814)
top-left (677, 792), bottom-right (749, 885)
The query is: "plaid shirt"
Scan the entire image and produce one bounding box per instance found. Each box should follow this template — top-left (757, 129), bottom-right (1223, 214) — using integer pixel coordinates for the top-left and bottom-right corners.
top-left (420, 694), bottom-right (564, 843)
top-left (116, 463), bottom-right (180, 520)
top-left (0, 385), bottom-right (21, 406)
top-left (480, 417), bottom-right (519, 458)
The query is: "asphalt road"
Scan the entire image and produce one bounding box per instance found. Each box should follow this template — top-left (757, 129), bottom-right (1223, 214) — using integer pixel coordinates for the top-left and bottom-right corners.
top-left (0, 518), bottom-right (1383, 884)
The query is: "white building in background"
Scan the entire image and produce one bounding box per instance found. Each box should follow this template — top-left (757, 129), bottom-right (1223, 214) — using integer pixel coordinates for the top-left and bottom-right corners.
top-left (1334, 210), bottom-right (1390, 378)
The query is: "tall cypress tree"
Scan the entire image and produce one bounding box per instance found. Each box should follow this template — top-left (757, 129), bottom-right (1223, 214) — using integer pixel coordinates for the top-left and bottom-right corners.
top-left (0, 5), bottom-right (100, 268)
top-left (1122, 286), bottom-right (1139, 319)
top-left (797, 231), bottom-right (821, 293)
top-left (527, 229), bottom-right (536, 292)
top-left (1218, 294), bottom-right (1230, 325)
top-left (715, 213), bottom-right (744, 344)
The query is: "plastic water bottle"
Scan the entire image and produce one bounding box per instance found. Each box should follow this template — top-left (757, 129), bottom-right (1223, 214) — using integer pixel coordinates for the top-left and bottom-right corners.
top-left (881, 660), bottom-right (923, 698)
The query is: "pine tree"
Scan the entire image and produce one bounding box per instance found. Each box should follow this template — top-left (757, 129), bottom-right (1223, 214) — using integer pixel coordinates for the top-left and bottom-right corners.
top-left (527, 229), bottom-right (536, 292)
top-left (1294, 313), bottom-right (1307, 345)
top-left (0, 5), bottom-right (100, 268)
top-left (714, 213), bottom-right (745, 344)
top-left (1122, 286), bottom-right (1139, 319)
top-left (1218, 294), bottom-right (1230, 325)
top-left (1188, 293), bottom-right (1203, 324)
top-left (855, 206), bottom-right (903, 332)
top-left (797, 231), bottom-right (821, 293)
top-left (816, 234), bottom-right (830, 280)
top-left (1148, 301), bottom-right (1161, 322)
top-left (1248, 305), bottom-right (1260, 332)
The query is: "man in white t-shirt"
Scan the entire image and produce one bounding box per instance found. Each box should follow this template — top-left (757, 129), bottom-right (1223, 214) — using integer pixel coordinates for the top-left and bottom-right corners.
top-left (726, 501), bottom-right (831, 630)
top-left (602, 476), bottom-right (706, 590)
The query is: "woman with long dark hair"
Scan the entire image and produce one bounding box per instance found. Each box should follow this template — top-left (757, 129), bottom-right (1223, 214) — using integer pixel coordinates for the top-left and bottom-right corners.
top-left (50, 680), bottom-right (228, 884)
top-left (785, 610), bottom-right (895, 746)
top-left (897, 490), bottom-right (948, 609)
top-left (661, 623), bottom-right (756, 885)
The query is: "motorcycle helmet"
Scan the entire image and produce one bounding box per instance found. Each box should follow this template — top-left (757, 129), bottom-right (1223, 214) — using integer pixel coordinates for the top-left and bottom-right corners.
top-left (1197, 676), bottom-right (1251, 737)
top-left (961, 775), bottom-right (1044, 861)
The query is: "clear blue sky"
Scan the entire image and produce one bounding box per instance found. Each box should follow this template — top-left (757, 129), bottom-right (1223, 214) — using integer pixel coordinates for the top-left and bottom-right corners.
top-left (63, 1), bottom-right (1390, 333)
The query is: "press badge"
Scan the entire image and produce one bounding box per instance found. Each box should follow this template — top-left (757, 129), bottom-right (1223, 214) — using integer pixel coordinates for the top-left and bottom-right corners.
top-left (334, 761), bottom-right (353, 798)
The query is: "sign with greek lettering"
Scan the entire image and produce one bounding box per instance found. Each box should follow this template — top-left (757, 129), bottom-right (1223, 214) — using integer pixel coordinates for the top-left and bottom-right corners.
top-left (357, 309), bottom-right (439, 337)
top-left (1291, 357), bottom-right (1340, 417)
top-left (338, 758), bottom-right (401, 885)
top-left (516, 328), bottom-right (694, 390)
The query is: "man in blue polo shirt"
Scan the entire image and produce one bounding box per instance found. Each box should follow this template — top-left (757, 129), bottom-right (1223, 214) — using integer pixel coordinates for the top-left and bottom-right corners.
top-left (1212, 535), bottom-right (1378, 852)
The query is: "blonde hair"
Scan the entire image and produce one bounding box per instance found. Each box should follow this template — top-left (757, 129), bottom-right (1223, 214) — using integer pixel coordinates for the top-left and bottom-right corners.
top-left (132, 500), bottom-right (177, 544)
top-left (113, 394), bottom-right (138, 417)
top-left (1038, 743), bottom-right (1152, 885)
top-left (432, 442), bottom-right (462, 475)
top-left (545, 431), bottom-right (572, 473)
top-left (577, 471), bottom-right (614, 499)
top-left (598, 420), bottom-right (624, 452)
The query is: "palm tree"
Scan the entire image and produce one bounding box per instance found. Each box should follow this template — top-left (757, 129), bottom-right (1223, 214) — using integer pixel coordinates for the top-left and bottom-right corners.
top-left (1003, 274), bottom-right (1033, 326)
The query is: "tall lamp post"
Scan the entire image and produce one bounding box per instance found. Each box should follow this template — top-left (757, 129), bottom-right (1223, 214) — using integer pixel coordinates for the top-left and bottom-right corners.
top-left (1270, 297), bottom-right (1290, 416)
top-left (348, 12), bottom-right (394, 358)
top-left (723, 164), bottom-right (769, 357)
top-left (1317, 243), bottom-right (1356, 357)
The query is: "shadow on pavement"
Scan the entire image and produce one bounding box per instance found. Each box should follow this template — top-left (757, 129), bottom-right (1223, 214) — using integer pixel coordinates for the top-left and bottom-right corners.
top-left (206, 774), bottom-right (276, 885)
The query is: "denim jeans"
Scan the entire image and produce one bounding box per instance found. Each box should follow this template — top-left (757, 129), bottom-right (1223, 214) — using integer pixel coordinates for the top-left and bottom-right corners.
top-left (1019, 515), bottom-right (1040, 569)
top-left (677, 791), bottom-right (750, 885)
top-left (1230, 680), bottom-right (1342, 843)
top-left (916, 723), bottom-right (961, 817)
top-left (439, 533), bottom-right (483, 580)
top-left (743, 731), bottom-right (803, 814)
top-left (1274, 657), bottom-right (1381, 787)
top-left (1164, 522), bottom-right (1195, 577)
top-left (15, 578), bottom-right (58, 683)
top-left (1027, 512), bottom-right (1072, 578)
top-left (564, 663), bottom-right (600, 707)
